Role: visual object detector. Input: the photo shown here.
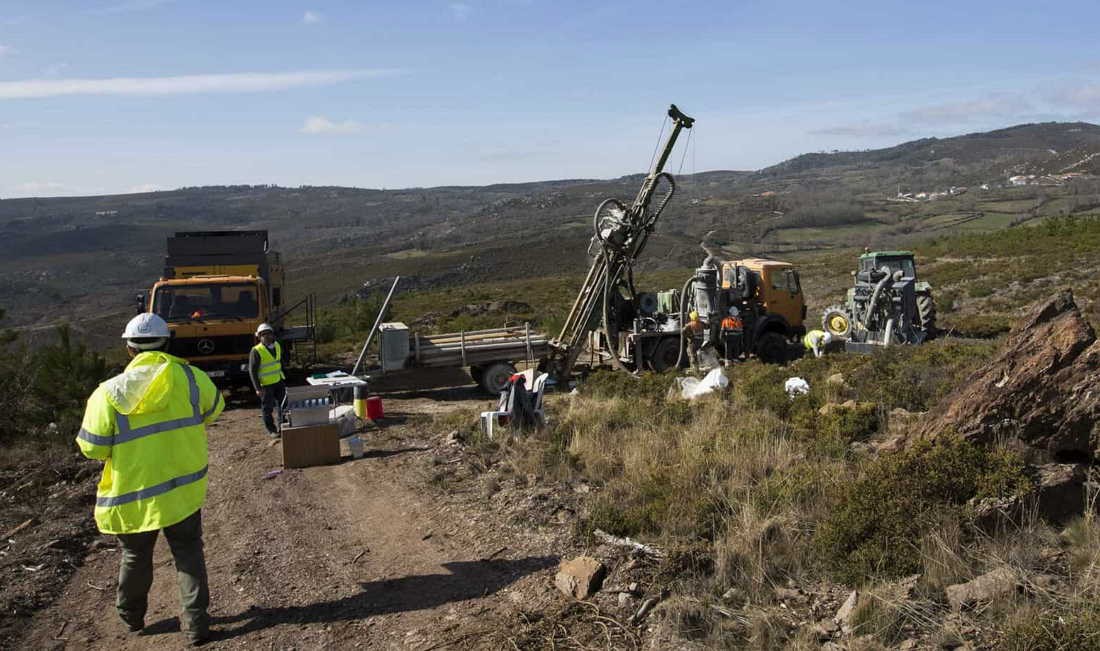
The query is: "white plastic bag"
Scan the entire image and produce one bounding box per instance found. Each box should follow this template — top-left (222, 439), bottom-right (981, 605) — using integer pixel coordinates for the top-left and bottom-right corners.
top-left (678, 367), bottom-right (730, 400)
top-left (784, 376), bottom-right (810, 399)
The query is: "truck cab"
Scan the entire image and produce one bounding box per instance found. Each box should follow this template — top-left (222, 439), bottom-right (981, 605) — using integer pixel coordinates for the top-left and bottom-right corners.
top-left (141, 231), bottom-right (313, 386)
top-left (149, 275), bottom-right (269, 382)
top-left (726, 258), bottom-right (806, 332)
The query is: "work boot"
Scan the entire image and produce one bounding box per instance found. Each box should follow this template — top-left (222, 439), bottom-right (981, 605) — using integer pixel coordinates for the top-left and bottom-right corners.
top-left (119, 613), bottom-right (143, 633)
top-left (189, 630), bottom-right (210, 647)
top-left (266, 429), bottom-right (280, 439)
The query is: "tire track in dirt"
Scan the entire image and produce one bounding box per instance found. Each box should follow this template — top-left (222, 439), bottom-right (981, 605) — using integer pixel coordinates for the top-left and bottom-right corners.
top-left (19, 396), bottom-right (561, 650)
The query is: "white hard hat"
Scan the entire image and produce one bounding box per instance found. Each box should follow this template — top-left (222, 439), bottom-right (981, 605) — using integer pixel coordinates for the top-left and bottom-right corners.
top-left (728, 306), bottom-right (740, 317)
top-left (823, 331), bottom-right (834, 344)
top-left (122, 313), bottom-right (170, 349)
top-left (255, 323), bottom-right (275, 336)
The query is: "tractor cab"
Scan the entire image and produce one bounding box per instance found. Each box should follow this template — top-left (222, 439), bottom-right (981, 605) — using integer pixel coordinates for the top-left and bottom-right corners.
top-left (858, 251), bottom-right (917, 282)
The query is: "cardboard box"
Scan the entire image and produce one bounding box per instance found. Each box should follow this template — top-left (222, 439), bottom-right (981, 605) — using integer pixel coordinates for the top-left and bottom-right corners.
top-left (281, 423), bottom-right (340, 469)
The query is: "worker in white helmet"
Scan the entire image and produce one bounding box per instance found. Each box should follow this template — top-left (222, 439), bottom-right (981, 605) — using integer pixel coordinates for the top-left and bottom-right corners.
top-left (76, 313), bottom-right (223, 646)
top-left (249, 323), bottom-right (286, 438)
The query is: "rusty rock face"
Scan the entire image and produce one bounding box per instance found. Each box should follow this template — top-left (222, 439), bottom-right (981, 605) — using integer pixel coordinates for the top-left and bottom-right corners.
top-left (922, 291), bottom-right (1100, 462)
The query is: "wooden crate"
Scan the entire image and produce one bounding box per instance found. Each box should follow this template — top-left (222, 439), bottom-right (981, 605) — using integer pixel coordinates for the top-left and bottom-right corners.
top-left (281, 423), bottom-right (340, 469)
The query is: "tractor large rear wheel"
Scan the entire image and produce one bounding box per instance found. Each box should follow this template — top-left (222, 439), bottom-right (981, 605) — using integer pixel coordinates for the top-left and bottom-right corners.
top-left (917, 292), bottom-right (937, 339)
top-left (822, 305), bottom-right (852, 338)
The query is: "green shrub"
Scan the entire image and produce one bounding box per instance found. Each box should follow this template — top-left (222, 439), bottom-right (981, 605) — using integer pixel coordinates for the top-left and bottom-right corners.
top-left (0, 324), bottom-right (110, 447)
top-left (943, 313), bottom-right (1012, 338)
top-left (819, 401), bottom-right (879, 444)
top-left (578, 368), bottom-right (674, 404)
top-left (814, 438), bottom-right (1031, 584)
top-left (846, 341), bottom-right (994, 412)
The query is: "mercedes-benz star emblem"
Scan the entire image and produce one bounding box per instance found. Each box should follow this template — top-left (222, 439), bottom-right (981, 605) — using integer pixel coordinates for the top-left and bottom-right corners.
top-left (196, 338), bottom-right (216, 355)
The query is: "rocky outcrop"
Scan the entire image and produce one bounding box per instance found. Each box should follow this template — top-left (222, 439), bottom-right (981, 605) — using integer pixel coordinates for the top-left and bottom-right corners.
top-left (971, 463), bottom-right (1092, 527)
top-left (946, 566), bottom-right (1019, 611)
top-left (922, 291), bottom-right (1100, 461)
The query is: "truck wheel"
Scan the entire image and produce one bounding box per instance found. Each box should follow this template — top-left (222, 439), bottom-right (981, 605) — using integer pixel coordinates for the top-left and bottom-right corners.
top-left (755, 332), bottom-right (789, 364)
top-left (647, 337), bottom-right (683, 372)
top-left (917, 292), bottom-right (937, 339)
top-left (469, 365), bottom-right (485, 385)
top-left (479, 362), bottom-right (516, 395)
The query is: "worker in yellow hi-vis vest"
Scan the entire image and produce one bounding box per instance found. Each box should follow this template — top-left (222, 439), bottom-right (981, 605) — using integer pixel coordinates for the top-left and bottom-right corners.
top-left (249, 322), bottom-right (286, 438)
top-left (76, 313), bottom-right (224, 646)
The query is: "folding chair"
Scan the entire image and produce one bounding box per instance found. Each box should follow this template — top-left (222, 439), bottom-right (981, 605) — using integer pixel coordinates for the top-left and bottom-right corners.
top-left (480, 378), bottom-right (518, 440)
top-left (530, 372), bottom-right (550, 427)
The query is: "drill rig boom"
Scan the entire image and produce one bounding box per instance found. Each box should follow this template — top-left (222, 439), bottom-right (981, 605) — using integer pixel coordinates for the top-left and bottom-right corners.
top-left (546, 104), bottom-right (694, 382)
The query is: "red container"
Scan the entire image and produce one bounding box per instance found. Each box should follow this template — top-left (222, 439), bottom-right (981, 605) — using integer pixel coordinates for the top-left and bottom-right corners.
top-left (366, 396), bottom-right (384, 420)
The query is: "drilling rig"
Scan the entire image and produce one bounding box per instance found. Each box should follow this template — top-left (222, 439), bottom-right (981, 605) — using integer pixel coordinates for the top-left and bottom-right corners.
top-left (545, 104), bottom-right (694, 382)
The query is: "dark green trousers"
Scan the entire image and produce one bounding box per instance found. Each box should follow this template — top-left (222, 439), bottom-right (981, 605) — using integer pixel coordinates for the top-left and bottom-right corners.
top-left (115, 509), bottom-right (209, 639)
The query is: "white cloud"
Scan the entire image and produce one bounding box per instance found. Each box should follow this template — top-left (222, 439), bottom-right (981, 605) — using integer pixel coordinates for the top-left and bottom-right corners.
top-left (16, 181), bottom-right (66, 195)
top-left (808, 122), bottom-right (911, 138)
top-left (89, 0), bottom-right (174, 15)
top-left (128, 183), bottom-right (164, 193)
top-left (1053, 83), bottom-right (1100, 112)
top-left (0, 69), bottom-right (394, 100)
top-left (302, 10), bottom-right (323, 24)
top-left (41, 62), bottom-right (70, 77)
top-left (301, 115), bottom-right (364, 134)
top-left (900, 93), bottom-right (1034, 126)
top-left (449, 2), bottom-right (472, 20)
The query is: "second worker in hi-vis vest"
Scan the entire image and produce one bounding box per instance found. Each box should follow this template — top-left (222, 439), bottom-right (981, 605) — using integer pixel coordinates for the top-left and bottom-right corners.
top-left (249, 322), bottom-right (286, 438)
top-left (77, 313), bottom-right (224, 646)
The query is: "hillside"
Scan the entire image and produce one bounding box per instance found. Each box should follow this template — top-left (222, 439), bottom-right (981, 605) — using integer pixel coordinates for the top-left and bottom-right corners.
top-left (5, 123), bottom-right (1100, 650)
top-left (2, 121), bottom-right (1100, 347)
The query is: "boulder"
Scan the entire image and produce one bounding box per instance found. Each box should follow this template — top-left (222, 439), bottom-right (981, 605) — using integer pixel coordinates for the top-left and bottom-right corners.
top-left (972, 463), bottom-right (1091, 527)
top-left (833, 589), bottom-right (859, 633)
top-left (921, 292), bottom-right (1100, 461)
top-left (554, 556), bottom-right (606, 600)
top-left (946, 566), bottom-right (1019, 611)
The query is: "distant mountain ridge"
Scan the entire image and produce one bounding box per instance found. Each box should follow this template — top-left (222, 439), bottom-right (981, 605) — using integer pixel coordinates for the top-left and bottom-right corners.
top-left (760, 122), bottom-right (1100, 178)
top-left (2, 121), bottom-right (1099, 344)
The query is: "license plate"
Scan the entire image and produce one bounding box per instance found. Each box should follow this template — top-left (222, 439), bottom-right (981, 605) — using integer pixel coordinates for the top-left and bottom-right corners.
top-left (207, 370), bottom-right (226, 378)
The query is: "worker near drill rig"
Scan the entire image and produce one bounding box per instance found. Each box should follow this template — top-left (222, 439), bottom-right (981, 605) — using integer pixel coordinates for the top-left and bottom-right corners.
top-left (76, 313), bottom-right (223, 646)
top-left (685, 310), bottom-right (706, 367)
top-left (803, 329), bottom-right (833, 358)
top-left (720, 306), bottom-right (745, 360)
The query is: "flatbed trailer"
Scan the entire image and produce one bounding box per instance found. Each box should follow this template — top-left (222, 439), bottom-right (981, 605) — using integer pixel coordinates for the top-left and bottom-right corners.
top-left (365, 323), bottom-right (548, 394)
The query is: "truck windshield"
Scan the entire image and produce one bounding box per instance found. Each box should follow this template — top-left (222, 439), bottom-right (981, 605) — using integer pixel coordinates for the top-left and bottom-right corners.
top-left (153, 283), bottom-right (260, 322)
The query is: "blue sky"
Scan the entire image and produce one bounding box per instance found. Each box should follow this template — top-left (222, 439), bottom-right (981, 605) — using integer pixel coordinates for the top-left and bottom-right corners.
top-left (1, 0), bottom-right (1098, 197)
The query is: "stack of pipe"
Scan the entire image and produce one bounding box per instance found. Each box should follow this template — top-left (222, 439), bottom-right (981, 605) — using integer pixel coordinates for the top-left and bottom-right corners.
top-left (413, 327), bottom-right (548, 366)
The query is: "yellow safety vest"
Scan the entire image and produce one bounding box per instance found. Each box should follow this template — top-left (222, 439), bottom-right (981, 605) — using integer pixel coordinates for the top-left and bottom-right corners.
top-left (253, 342), bottom-right (285, 386)
top-left (804, 329), bottom-right (826, 350)
top-left (76, 351), bottom-right (224, 534)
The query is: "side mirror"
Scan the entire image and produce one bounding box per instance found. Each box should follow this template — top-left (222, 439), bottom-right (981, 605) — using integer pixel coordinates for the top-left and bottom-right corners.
top-left (135, 292), bottom-right (147, 314)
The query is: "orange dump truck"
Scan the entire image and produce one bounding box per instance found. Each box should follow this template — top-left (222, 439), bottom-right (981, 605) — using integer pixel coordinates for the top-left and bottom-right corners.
top-left (140, 231), bottom-right (314, 386)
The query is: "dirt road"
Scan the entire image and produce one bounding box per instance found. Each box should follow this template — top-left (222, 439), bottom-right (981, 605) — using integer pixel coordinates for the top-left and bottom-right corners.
top-left (17, 390), bottom-right (575, 650)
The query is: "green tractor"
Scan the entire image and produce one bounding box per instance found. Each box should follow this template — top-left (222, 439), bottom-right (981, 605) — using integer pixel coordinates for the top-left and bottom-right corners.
top-left (821, 251), bottom-right (936, 353)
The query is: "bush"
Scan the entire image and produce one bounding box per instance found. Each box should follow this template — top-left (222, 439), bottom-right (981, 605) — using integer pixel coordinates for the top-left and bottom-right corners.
top-left (814, 437), bottom-right (1031, 584)
top-left (0, 323), bottom-right (110, 448)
